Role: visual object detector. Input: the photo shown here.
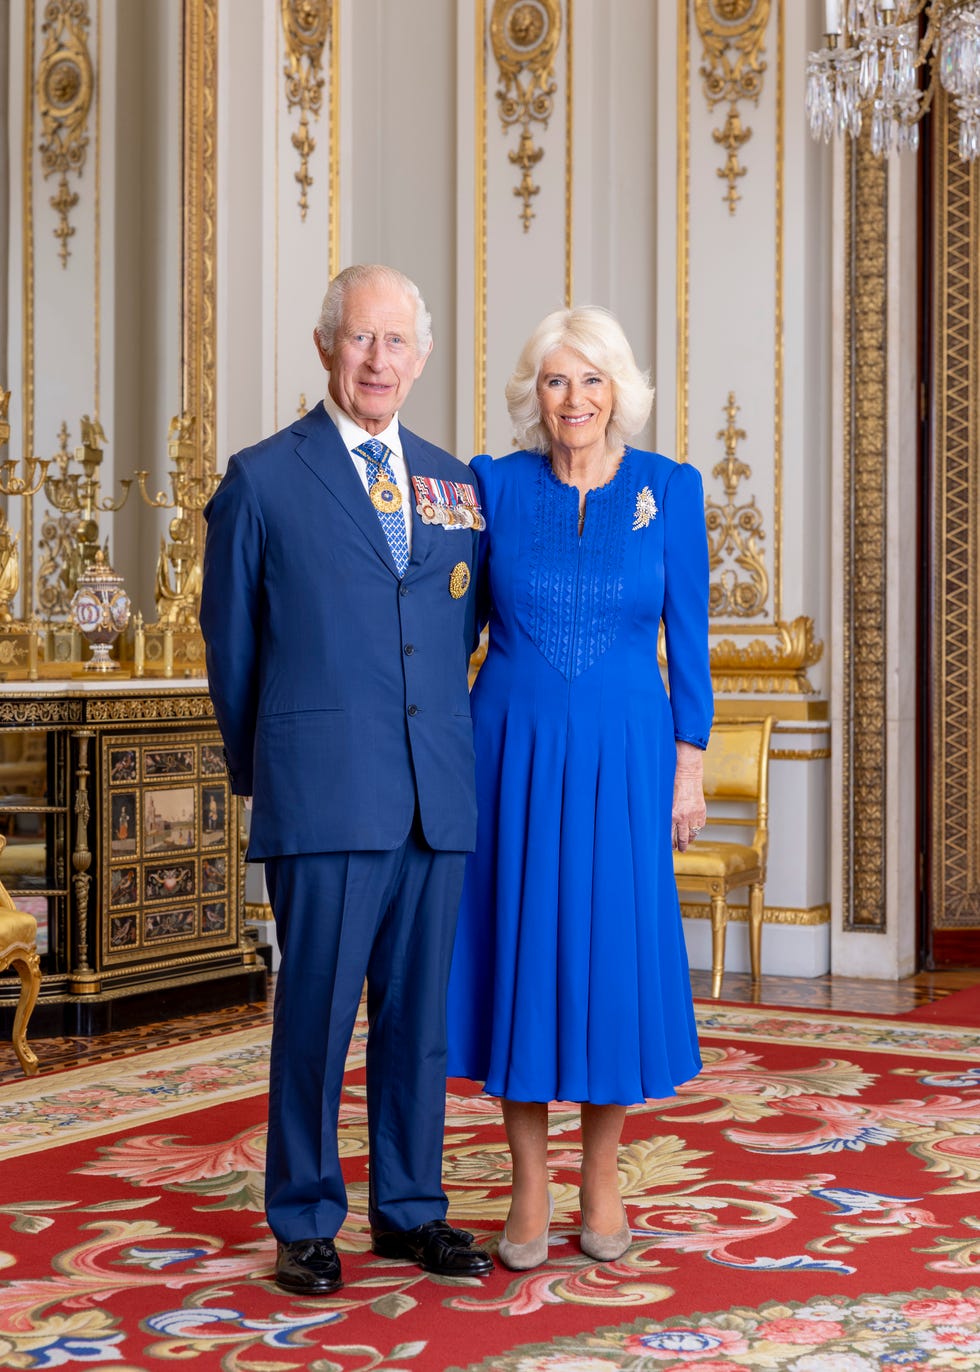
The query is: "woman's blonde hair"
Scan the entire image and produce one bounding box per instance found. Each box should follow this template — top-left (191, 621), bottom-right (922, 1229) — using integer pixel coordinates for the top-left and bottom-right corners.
top-left (505, 306), bottom-right (654, 455)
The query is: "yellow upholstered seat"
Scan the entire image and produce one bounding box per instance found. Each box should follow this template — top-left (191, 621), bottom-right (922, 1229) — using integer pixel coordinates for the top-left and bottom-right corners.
top-left (0, 839), bottom-right (41, 1076)
top-left (673, 716), bottom-right (774, 999)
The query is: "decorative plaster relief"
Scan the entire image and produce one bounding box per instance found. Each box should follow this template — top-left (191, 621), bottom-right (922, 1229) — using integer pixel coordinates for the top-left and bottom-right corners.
top-left (280, 0), bottom-right (330, 222)
top-left (694, 0), bottom-right (771, 215)
top-left (490, 0), bottom-right (562, 232)
top-left (36, 0), bottom-right (94, 267)
top-left (706, 391), bottom-right (768, 618)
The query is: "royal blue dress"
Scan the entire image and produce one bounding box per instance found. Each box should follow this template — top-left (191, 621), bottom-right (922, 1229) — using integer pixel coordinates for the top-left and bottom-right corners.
top-left (446, 448), bottom-right (713, 1106)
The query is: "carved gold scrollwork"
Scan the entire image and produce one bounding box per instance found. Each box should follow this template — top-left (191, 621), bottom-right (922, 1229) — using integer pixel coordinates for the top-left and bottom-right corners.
top-left (280, 0), bottom-right (330, 222)
top-left (36, 0), bottom-right (94, 267)
top-left (37, 512), bottom-right (81, 617)
top-left (490, 0), bottom-right (562, 232)
top-left (694, 0), bottom-right (770, 215)
top-left (709, 615), bottom-right (824, 694)
top-left (705, 391), bottom-right (768, 618)
top-left (842, 134), bottom-right (888, 933)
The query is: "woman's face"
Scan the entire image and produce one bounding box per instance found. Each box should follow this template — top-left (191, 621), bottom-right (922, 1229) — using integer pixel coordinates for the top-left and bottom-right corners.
top-left (537, 347), bottom-right (614, 458)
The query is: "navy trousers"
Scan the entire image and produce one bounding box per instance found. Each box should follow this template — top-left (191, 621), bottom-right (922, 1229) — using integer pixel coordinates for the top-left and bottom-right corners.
top-left (264, 828), bottom-right (466, 1242)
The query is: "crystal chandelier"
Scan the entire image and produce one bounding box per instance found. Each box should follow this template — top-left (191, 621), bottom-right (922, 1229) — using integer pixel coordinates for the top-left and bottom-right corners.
top-left (806, 0), bottom-right (980, 161)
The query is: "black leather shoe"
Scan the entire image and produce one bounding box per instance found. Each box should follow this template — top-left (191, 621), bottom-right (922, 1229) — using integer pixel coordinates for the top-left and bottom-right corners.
top-left (371, 1219), bottom-right (493, 1277)
top-left (275, 1238), bottom-right (343, 1294)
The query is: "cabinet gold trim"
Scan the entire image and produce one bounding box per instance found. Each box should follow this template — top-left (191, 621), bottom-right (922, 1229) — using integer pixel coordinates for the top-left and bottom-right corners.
top-left (0, 699), bottom-right (83, 725)
top-left (70, 728), bottom-right (98, 991)
top-left (85, 695), bottom-right (215, 724)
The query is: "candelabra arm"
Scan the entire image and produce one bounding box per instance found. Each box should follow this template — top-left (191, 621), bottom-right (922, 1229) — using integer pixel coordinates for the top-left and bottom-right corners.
top-left (98, 478), bottom-right (133, 513)
top-left (135, 470), bottom-right (176, 509)
top-left (43, 473), bottom-right (82, 513)
top-left (171, 474), bottom-right (220, 513)
top-left (0, 456), bottom-right (50, 497)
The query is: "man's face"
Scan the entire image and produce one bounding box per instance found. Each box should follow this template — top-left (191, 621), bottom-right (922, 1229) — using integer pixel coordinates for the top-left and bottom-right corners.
top-left (316, 280), bottom-right (431, 435)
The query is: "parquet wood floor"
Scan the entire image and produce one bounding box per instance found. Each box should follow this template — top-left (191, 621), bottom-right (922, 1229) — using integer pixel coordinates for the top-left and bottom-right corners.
top-left (2, 966), bottom-right (978, 1086)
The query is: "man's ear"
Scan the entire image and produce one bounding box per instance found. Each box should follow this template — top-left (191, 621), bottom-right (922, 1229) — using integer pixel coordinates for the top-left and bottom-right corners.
top-left (314, 328), bottom-right (332, 372)
top-left (413, 338), bottom-right (433, 380)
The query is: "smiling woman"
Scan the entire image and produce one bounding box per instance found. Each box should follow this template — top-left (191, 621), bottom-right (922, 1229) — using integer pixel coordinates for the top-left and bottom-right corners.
top-left (536, 347), bottom-right (615, 500)
top-left (447, 304), bottom-right (712, 1271)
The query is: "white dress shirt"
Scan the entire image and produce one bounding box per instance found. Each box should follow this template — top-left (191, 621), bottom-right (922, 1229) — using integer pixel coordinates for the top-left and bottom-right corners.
top-left (322, 395), bottom-right (413, 556)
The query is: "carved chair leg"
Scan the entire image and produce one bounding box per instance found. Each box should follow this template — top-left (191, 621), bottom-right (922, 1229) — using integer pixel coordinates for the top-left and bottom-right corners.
top-left (10, 950), bottom-right (40, 1076)
top-left (748, 884), bottom-right (764, 985)
top-left (709, 893), bottom-right (728, 999)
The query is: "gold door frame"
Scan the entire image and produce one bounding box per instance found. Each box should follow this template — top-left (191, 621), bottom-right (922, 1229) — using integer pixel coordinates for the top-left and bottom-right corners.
top-left (182, 0), bottom-right (218, 538)
top-left (928, 85), bottom-right (980, 947)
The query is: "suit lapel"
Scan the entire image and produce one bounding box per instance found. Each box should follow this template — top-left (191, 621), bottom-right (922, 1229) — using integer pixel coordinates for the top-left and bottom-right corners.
top-left (293, 404), bottom-right (399, 575)
top-left (401, 426), bottom-right (440, 571)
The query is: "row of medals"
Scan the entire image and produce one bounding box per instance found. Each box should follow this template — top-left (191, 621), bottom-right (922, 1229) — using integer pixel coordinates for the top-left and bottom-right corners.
top-left (369, 473), bottom-right (486, 530)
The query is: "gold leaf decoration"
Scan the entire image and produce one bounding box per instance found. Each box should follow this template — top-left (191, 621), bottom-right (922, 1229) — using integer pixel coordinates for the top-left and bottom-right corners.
top-left (705, 391), bottom-right (768, 619)
top-left (36, 0), bottom-right (94, 267)
top-left (693, 0), bottom-right (771, 215)
top-left (280, 0), bottom-right (330, 222)
top-left (490, 0), bottom-right (562, 232)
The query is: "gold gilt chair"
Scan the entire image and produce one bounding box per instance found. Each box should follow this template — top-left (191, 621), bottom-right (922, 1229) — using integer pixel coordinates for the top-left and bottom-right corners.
top-left (673, 716), bottom-right (775, 999)
top-left (0, 837), bottom-right (41, 1075)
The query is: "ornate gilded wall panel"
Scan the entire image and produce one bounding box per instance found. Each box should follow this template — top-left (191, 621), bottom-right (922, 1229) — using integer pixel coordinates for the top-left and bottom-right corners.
top-left (280, 0), bottom-right (330, 223)
top-left (841, 134), bottom-right (888, 933)
top-left (36, 0), bottom-right (94, 268)
top-left (693, 0), bottom-right (771, 215)
top-left (705, 391), bottom-right (769, 617)
top-left (930, 87), bottom-right (980, 933)
top-left (490, 0), bottom-right (562, 232)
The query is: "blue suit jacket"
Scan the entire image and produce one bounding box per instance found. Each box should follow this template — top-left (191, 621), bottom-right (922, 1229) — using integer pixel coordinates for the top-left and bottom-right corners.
top-left (200, 403), bottom-right (479, 859)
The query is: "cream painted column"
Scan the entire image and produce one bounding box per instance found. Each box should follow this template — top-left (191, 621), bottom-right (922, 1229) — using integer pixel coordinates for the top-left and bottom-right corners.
top-left (657, 0), bottom-right (834, 980)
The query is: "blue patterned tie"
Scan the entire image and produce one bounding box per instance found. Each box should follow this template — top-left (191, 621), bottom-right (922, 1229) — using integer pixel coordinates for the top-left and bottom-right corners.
top-left (352, 439), bottom-right (410, 576)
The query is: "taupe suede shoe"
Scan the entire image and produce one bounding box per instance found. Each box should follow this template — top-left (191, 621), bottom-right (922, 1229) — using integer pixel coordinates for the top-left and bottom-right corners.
top-left (497, 1191), bottom-right (554, 1271)
top-left (579, 1192), bottom-right (631, 1262)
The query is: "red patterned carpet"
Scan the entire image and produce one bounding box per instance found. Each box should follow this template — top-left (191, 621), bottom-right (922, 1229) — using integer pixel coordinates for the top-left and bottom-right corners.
top-left (2, 998), bottom-right (980, 1370)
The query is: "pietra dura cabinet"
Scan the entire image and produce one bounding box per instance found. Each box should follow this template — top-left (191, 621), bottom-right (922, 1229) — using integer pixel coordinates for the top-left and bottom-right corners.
top-left (0, 679), bottom-right (265, 1035)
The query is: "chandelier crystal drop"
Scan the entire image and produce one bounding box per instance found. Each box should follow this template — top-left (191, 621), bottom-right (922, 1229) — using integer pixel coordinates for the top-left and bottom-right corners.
top-left (806, 0), bottom-right (980, 161)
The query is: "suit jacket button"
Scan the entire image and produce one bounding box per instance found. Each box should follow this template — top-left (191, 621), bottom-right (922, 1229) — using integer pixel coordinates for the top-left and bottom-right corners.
top-left (404, 644), bottom-right (415, 655)
top-left (399, 585), bottom-right (409, 596)
top-left (407, 704), bottom-right (419, 716)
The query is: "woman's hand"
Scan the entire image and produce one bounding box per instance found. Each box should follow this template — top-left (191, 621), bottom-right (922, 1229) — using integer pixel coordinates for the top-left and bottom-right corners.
top-left (672, 741), bottom-right (706, 852)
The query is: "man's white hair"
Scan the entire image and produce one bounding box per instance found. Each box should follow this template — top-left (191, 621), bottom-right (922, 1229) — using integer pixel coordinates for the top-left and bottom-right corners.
top-left (315, 264), bottom-right (433, 357)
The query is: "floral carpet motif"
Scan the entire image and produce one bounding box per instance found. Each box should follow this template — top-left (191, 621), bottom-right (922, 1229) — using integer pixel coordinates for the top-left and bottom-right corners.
top-left (1, 1004), bottom-right (979, 1370)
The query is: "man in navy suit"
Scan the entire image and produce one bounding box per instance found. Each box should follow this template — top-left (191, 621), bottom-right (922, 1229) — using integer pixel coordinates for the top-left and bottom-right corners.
top-left (201, 264), bottom-right (491, 1294)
